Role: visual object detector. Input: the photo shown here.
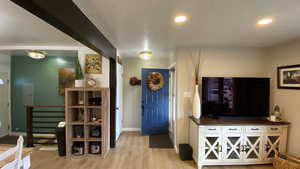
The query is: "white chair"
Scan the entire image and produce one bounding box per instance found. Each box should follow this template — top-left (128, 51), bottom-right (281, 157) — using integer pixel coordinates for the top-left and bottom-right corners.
top-left (0, 136), bottom-right (24, 169)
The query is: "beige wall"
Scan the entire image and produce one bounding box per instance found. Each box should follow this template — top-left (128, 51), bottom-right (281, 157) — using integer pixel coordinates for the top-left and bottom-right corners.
top-left (175, 47), bottom-right (268, 146)
top-left (122, 57), bottom-right (170, 130)
top-left (266, 40), bottom-right (300, 156)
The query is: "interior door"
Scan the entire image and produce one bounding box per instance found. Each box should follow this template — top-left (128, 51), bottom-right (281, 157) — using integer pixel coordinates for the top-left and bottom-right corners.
top-left (0, 72), bottom-right (9, 137)
top-left (141, 68), bottom-right (169, 135)
top-left (115, 63), bottom-right (123, 141)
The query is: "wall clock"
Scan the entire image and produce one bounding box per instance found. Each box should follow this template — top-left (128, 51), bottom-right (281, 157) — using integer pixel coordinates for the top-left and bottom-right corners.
top-left (87, 78), bottom-right (97, 87)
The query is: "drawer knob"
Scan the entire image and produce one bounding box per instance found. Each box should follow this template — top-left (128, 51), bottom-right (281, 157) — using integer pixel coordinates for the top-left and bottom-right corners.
top-left (229, 128), bottom-right (237, 131)
top-left (208, 128), bottom-right (216, 131)
top-left (271, 128), bottom-right (279, 131)
top-left (251, 128), bottom-right (259, 131)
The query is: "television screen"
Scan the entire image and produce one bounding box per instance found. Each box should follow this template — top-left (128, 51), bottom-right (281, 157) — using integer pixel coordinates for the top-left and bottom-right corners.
top-left (202, 77), bottom-right (270, 117)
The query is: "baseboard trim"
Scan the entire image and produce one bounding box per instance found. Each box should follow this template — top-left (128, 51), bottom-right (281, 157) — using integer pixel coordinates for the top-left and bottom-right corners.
top-left (9, 132), bottom-right (27, 136)
top-left (122, 128), bottom-right (140, 132)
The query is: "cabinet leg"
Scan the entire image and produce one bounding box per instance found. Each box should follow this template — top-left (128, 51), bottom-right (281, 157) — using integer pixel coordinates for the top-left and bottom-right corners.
top-left (197, 164), bottom-right (203, 169)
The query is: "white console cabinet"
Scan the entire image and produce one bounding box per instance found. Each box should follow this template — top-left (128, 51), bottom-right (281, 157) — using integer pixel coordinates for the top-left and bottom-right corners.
top-left (189, 118), bottom-right (289, 169)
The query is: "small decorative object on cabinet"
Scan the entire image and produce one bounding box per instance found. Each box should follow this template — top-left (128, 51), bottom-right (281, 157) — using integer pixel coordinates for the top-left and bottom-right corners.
top-left (90, 142), bottom-right (101, 154)
top-left (192, 84), bottom-right (201, 118)
top-left (75, 56), bottom-right (85, 88)
top-left (268, 105), bottom-right (282, 122)
top-left (87, 78), bottom-right (97, 87)
top-left (192, 62), bottom-right (201, 119)
top-left (273, 153), bottom-right (300, 169)
top-left (189, 117), bottom-right (290, 169)
top-left (65, 88), bottom-right (110, 157)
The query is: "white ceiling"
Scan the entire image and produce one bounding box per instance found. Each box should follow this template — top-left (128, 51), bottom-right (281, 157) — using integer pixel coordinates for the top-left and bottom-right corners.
top-left (74, 0), bottom-right (300, 58)
top-left (1, 0), bottom-right (300, 59)
top-left (0, 0), bottom-right (82, 47)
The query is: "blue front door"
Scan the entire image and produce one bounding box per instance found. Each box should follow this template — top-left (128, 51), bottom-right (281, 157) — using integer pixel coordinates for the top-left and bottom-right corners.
top-left (141, 68), bottom-right (169, 135)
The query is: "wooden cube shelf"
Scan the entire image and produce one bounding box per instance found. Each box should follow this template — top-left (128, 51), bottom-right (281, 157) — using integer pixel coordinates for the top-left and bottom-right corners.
top-left (65, 88), bottom-right (110, 157)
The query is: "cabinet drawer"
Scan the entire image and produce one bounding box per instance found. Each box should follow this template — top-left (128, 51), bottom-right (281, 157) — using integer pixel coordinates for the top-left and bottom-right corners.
top-left (245, 126), bottom-right (265, 133)
top-left (203, 126), bottom-right (221, 133)
top-left (223, 126), bottom-right (242, 133)
top-left (267, 126), bottom-right (282, 133)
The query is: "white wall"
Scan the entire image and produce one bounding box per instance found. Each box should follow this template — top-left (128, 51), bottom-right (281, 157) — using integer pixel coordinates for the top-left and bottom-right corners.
top-left (122, 58), bottom-right (170, 130)
top-left (266, 40), bottom-right (300, 157)
top-left (78, 49), bottom-right (110, 87)
top-left (0, 53), bottom-right (10, 72)
top-left (175, 47), bottom-right (268, 147)
top-left (0, 53), bottom-right (11, 134)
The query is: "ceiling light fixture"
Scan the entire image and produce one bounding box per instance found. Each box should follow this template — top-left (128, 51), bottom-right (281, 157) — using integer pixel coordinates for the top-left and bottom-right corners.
top-left (174, 15), bottom-right (187, 23)
top-left (27, 50), bottom-right (47, 59)
top-left (257, 18), bottom-right (273, 25)
top-left (139, 51), bottom-right (152, 60)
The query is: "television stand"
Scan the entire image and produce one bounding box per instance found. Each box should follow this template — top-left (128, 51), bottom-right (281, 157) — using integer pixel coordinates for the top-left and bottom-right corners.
top-left (189, 116), bottom-right (290, 169)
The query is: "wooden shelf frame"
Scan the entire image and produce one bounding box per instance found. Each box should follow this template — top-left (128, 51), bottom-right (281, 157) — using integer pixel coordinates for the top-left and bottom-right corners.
top-left (65, 88), bottom-right (110, 157)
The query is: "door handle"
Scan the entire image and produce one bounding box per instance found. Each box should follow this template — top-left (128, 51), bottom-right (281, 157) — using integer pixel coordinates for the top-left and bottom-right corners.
top-left (116, 107), bottom-right (119, 110)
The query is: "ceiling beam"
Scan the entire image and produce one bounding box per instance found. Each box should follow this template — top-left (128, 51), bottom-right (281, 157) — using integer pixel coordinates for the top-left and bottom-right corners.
top-left (10, 0), bottom-right (116, 59)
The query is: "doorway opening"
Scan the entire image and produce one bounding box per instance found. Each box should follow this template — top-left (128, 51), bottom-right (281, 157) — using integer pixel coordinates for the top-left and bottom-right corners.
top-left (0, 72), bottom-right (10, 137)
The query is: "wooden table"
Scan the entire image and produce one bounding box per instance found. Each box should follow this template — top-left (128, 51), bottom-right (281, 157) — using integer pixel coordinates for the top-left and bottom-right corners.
top-left (0, 145), bottom-right (35, 168)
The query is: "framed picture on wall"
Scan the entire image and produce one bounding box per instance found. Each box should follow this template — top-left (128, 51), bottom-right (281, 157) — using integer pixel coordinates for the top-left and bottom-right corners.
top-left (59, 68), bottom-right (75, 95)
top-left (278, 64), bottom-right (300, 89)
top-left (85, 54), bottom-right (102, 74)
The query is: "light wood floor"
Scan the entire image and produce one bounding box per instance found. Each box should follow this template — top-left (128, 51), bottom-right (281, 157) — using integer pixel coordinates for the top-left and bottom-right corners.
top-left (30, 132), bottom-right (274, 169)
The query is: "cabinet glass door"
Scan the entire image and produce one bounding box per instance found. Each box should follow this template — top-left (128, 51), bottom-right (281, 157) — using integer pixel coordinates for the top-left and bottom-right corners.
top-left (204, 135), bottom-right (222, 161)
top-left (244, 134), bottom-right (262, 161)
top-left (224, 134), bottom-right (243, 161)
top-left (264, 134), bottom-right (280, 160)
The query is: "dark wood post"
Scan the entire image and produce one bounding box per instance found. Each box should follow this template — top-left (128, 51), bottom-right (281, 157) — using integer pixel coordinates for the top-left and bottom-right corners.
top-left (26, 106), bottom-right (34, 147)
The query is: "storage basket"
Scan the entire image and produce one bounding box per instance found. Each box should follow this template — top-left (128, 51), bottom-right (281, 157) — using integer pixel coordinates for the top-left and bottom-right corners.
top-left (273, 153), bottom-right (300, 169)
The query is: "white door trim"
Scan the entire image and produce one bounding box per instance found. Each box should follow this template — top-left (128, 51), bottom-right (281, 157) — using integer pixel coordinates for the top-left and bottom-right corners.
top-left (0, 72), bottom-right (10, 137)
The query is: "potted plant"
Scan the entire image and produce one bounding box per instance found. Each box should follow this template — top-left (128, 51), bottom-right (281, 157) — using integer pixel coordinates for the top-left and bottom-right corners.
top-left (75, 57), bottom-right (84, 87)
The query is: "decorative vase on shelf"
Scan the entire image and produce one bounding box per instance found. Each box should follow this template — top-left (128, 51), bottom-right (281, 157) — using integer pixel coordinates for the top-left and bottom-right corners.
top-left (75, 56), bottom-right (84, 88)
top-left (192, 84), bottom-right (201, 119)
top-left (75, 80), bottom-right (85, 88)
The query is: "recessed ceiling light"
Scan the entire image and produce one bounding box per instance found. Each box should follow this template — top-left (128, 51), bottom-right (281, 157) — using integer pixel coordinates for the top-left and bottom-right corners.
top-left (174, 16), bottom-right (187, 23)
top-left (139, 51), bottom-right (152, 60)
top-left (27, 50), bottom-right (47, 59)
top-left (258, 18), bottom-right (273, 25)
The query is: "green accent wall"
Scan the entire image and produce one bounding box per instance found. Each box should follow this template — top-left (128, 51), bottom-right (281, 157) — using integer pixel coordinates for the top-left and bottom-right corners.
top-left (11, 56), bottom-right (76, 132)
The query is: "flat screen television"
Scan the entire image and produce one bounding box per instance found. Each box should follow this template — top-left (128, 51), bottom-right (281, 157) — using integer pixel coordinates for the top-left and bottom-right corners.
top-left (202, 77), bottom-right (270, 119)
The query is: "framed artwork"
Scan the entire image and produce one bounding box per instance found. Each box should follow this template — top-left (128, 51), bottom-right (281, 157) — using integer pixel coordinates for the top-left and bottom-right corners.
top-left (59, 68), bottom-right (75, 95)
top-left (85, 54), bottom-right (102, 74)
top-left (278, 64), bottom-right (300, 89)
